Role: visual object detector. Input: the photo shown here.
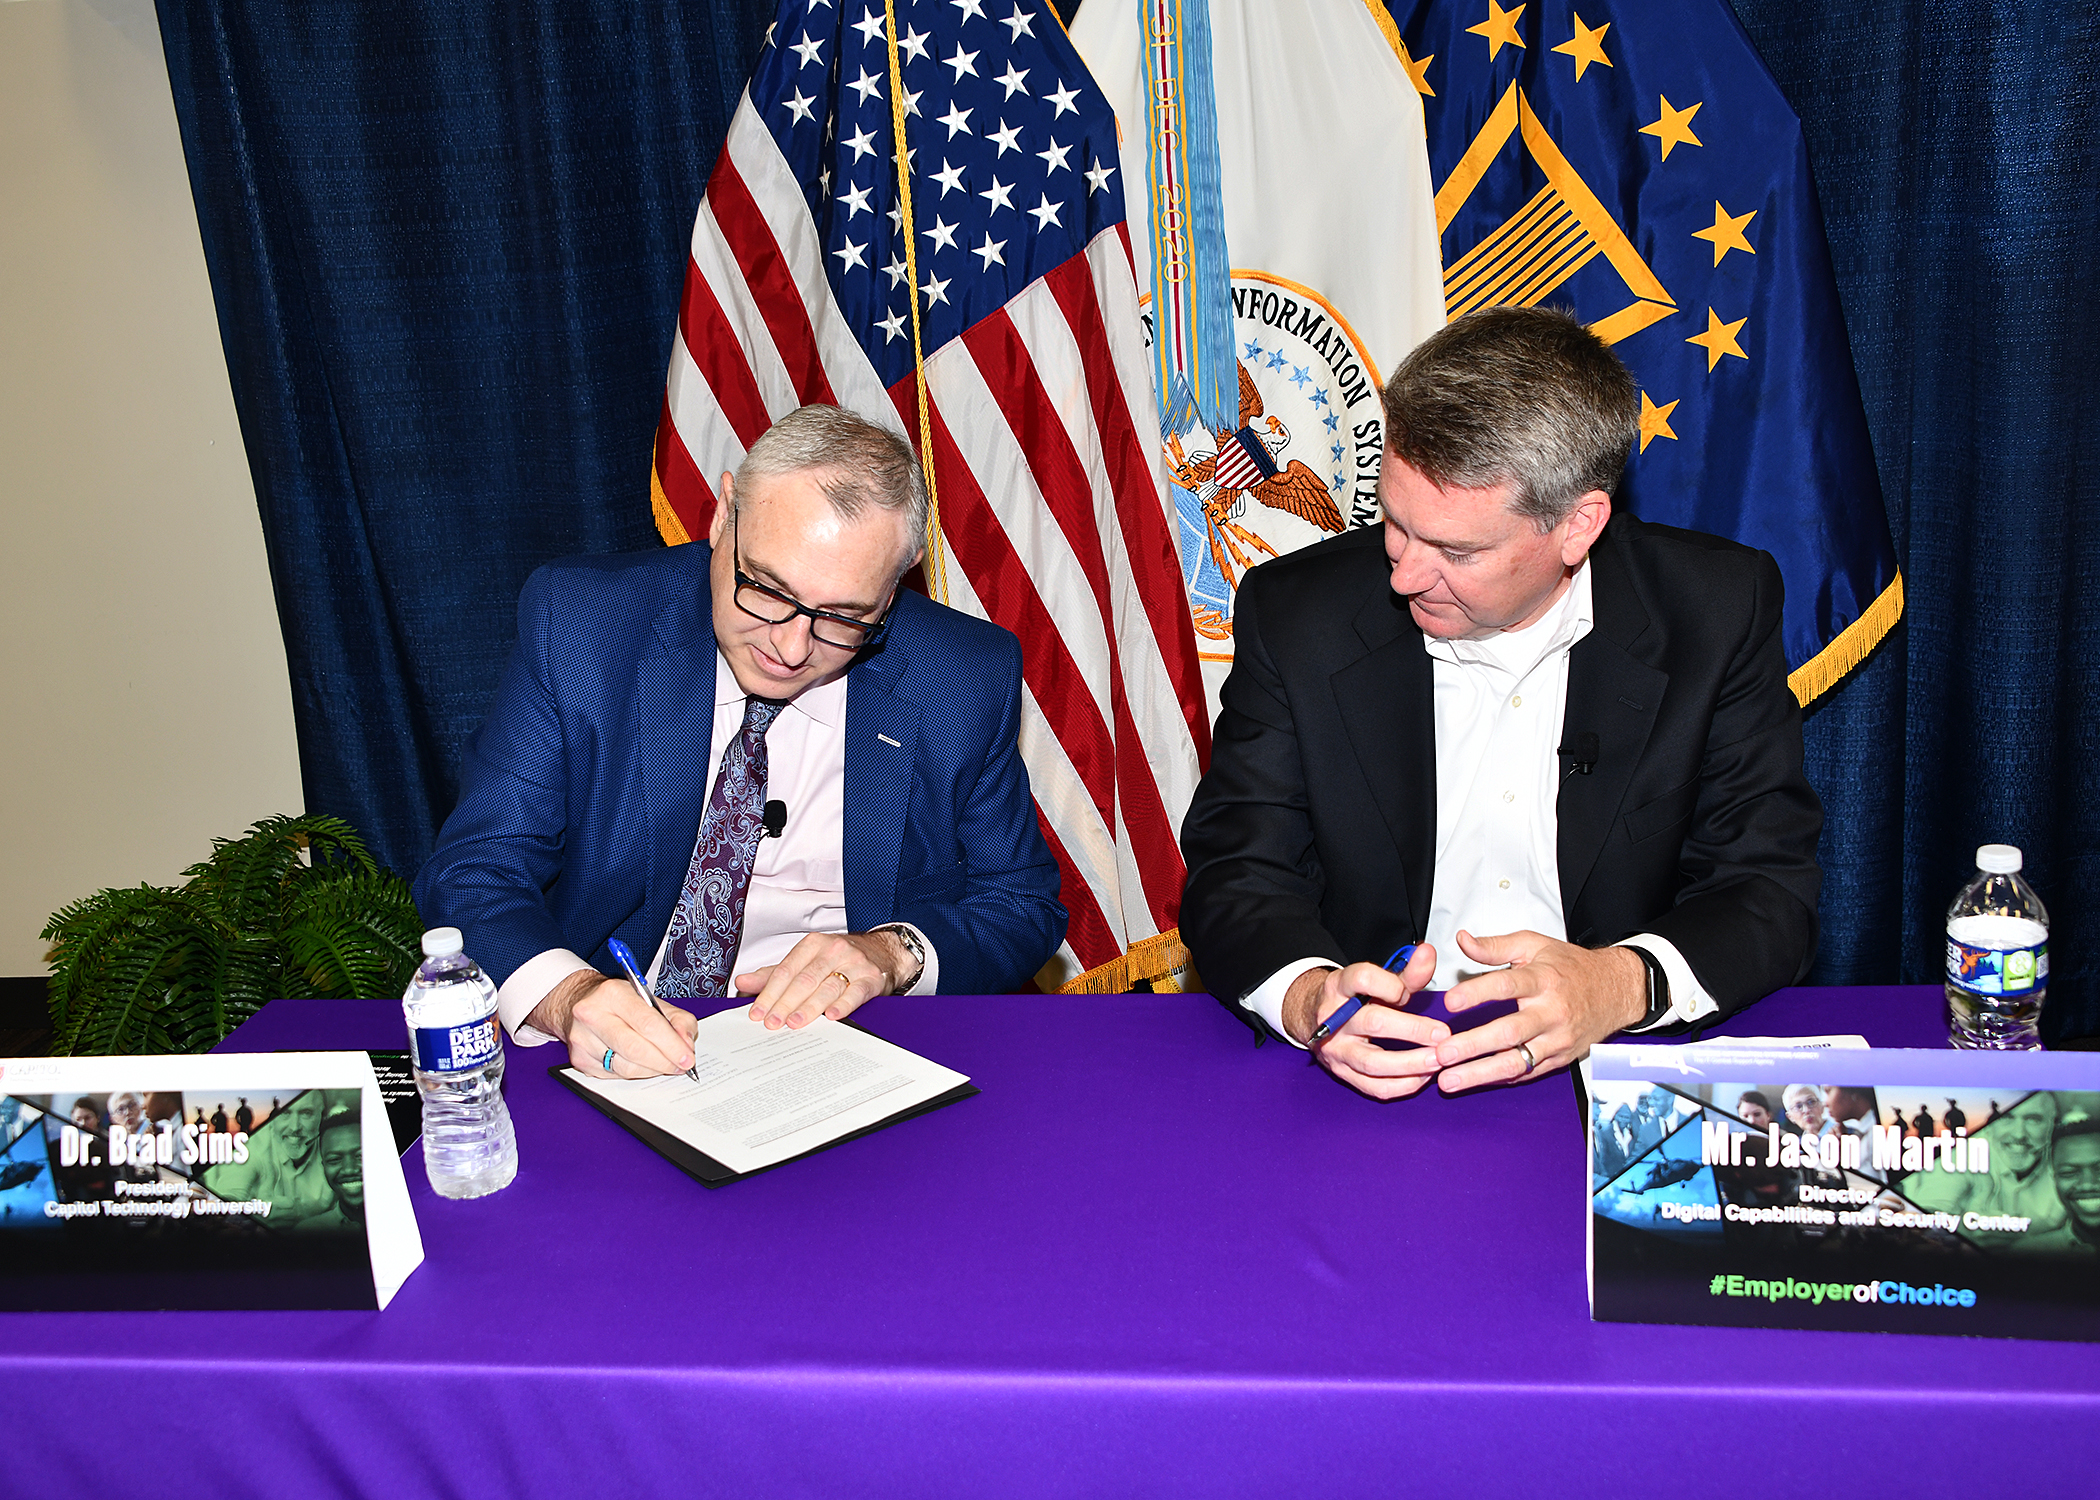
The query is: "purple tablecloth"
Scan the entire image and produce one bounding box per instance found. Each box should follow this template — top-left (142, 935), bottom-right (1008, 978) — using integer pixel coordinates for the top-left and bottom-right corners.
top-left (4, 986), bottom-right (2094, 1496)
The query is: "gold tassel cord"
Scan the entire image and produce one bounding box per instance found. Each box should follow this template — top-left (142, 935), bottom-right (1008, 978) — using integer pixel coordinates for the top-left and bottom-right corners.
top-left (883, 0), bottom-right (949, 604)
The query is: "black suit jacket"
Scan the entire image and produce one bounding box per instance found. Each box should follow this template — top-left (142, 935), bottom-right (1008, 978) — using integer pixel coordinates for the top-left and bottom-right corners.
top-left (1180, 515), bottom-right (1822, 1028)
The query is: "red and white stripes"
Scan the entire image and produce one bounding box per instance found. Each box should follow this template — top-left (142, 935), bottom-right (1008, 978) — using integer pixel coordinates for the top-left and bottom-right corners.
top-left (655, 97), bottom-right (1207, 981)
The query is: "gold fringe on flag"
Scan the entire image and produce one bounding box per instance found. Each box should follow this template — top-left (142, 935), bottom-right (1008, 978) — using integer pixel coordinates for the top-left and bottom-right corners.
top-left (1789, 571), bottom-right (1904, 708)
top-left (1058, 929), bottom-right (1198, 994)
top-left (650, 461), bottom-right (693, 547)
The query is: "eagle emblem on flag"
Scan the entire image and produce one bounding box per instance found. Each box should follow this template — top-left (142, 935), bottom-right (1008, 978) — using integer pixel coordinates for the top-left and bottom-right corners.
top-left (1169, 363), bottom-right (1344, 625)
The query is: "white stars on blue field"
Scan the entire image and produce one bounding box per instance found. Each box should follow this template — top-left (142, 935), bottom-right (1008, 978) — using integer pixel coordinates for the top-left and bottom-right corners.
top-left (748, 0), bottom-right (1126, 385)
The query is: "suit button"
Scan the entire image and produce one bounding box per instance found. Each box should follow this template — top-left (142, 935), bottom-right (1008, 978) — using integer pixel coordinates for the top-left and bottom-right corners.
top-left (1502, 790), bottom-right (1515, 803)
top-left (1511, 694), bottom-right (1522, 707)
top-left (1498, 879), bottom-right (1511, 889)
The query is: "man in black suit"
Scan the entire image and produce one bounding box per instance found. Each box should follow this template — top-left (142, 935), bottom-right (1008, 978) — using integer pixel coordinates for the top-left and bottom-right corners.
top-left (1180, 305), bottom-right (1821, 1099)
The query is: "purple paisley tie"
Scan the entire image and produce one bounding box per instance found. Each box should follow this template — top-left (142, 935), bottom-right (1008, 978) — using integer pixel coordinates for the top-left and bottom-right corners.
top-left (657, 696), bottom-right (785, 999)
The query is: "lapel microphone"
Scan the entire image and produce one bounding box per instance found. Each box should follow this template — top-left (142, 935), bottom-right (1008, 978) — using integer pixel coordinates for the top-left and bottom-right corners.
top-left (761, 800), bottom-right (787, 839)
top-left (1557, 733), bottom-right (1599, 781)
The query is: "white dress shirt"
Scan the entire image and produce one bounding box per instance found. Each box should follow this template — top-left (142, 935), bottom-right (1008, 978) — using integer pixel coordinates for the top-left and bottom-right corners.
top-left (1242, 562), bottom-right (1717, 1045)
top-left (496, 650), bottom-right (937, 1042)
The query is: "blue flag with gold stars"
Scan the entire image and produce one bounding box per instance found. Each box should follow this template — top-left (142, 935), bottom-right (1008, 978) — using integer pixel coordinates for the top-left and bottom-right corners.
top-left (1387, 0), bottom-right (1900, 703)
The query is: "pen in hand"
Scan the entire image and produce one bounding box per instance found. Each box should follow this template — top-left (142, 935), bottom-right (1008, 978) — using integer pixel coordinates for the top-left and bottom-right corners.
top-left (1307, 944), bottom-right (1420, 1046)
top-left (606, 938), bottom-right (699, 1082)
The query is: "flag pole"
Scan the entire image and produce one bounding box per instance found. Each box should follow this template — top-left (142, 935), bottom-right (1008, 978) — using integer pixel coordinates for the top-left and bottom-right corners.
top-left (883, 0), bottom-right (949, 604)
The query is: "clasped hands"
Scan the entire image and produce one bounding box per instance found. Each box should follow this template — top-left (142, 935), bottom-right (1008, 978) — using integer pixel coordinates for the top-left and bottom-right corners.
top-left (1281, 930), bottom-right (1649, 1100)
top-left (526, 929), bottom-right (917, 1080)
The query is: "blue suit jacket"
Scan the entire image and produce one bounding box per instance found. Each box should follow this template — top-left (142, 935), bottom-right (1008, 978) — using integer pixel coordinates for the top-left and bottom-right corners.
top-left (414, 543), bottom-right (1066, 995)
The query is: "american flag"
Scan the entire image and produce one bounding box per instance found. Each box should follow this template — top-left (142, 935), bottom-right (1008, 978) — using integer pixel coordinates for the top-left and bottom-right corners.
top-left (651, 0), bottom-right (1209, 985)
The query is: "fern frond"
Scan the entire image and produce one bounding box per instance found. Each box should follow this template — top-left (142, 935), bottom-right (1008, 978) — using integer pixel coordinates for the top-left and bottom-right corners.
top-left (281, 867), bottom-right (422, 999)
top-left (47, 891), bottom-right (224, 1056)
top-left (183, 814), bottom-right (380, 933)
top-left (45, 812), bottom-right (411, 1055)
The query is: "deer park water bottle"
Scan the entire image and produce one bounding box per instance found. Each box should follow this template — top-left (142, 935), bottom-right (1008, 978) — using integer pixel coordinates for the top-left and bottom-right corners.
top-left (402, 927), bottom-right (518, 1197)
top-left (1945, 845), bottom-right (2049, 1050)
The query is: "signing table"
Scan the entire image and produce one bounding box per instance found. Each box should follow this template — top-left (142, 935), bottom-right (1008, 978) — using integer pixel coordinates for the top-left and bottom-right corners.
top-left (4, 987), bottom-right (2095, 1496)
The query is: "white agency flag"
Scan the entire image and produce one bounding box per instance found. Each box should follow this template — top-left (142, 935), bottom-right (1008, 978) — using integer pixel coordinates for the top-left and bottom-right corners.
top-left (1070, 0), bottom-right (1445, 711)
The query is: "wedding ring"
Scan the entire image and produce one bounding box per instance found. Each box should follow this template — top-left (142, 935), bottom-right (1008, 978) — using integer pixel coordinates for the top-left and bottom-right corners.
top-left (1515, 1041), bottom-right (1537, 1075)
top-left (827, 970), bottom-right (852, 989)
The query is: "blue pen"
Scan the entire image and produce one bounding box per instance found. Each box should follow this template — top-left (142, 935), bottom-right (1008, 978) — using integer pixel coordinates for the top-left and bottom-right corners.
top-left (606, 938), bottom-right (699, 1081)
top-left (1307, 944), bottom-right (1419, 1045)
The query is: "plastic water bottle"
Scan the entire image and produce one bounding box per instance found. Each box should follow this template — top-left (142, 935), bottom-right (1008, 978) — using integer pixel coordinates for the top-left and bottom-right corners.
top-left (402, 927), bottom-right (518, 1197)
top-left (1945, 845), bottom-right (2049, 1050)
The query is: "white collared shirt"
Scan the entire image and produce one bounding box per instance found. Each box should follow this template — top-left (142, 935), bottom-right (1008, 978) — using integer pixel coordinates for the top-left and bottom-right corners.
top-left (1243, 562), bottom-right (1716, 1043)
top-left (496, 650), bottom-right (936, 1042)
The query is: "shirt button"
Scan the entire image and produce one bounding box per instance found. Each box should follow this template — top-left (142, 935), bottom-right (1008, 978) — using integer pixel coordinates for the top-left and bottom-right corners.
top-left (1502, 790), bottom-right (1515, 803)
top-left (1499, 879), bottom-right (1511, 889)
top-left (1511, 694), bottom-right (1522, 707)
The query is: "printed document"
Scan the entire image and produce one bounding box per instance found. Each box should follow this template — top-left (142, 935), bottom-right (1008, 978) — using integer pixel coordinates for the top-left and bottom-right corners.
top-left (561, 1010), bottom-right (969, 1176)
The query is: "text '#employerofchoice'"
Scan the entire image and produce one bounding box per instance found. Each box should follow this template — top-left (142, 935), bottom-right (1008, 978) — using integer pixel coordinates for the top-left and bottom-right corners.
top-left (1707, 1274), bottom-right (1977, 1308)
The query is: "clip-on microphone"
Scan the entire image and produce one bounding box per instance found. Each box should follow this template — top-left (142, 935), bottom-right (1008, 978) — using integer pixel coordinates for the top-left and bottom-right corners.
top-left (1557, 732), bottom-right (1599, 783)
top-left (761, 800), bottom-right (787, 839)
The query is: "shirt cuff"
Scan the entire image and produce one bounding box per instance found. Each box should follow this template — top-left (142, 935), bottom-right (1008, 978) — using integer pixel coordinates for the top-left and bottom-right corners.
top-left (893, 923), bottom-right (938, 995)
top-left (496, 948), bottom-right (596, 1045)
top-left (1613, 934), bottom-right (1719, 1031)
top-left (1241, 957), bottom-right (1343, 1049)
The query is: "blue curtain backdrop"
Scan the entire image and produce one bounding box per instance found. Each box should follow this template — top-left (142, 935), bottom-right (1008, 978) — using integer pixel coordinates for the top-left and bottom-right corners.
top-left (153, 0), bottom-right (774, 876)
top-left (156, 1), bottom-right (2099, 1039)
top-left (1727, 0), bottom-right (2100, 1042)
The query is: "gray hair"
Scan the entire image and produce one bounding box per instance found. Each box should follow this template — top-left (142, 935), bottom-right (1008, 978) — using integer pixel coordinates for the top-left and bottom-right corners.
top-left (1381, 305), bottom-right (1640, 530)
top-left (734, 403), bottom-right (929, 550)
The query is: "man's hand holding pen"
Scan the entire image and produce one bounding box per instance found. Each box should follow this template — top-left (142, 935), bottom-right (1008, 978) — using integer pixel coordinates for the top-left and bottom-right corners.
top-left (1285, 930), bottom-right (1651, 1100)
top-left (527, 970), bottom-right (699, 1081)
top-left (1283, 943), bottom-right (1449, 1101)
top-left (524, 925), bottom-right (924, 1081)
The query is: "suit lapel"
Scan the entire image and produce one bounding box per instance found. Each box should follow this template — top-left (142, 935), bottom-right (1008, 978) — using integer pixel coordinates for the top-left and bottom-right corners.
top-left (842, 633), bottom-right (920, 930)
top-left (636, 549), bottom-right (720, 935)
top-left (1334, 588), bottom-right (1437, 941)
top-left (1557, 535), bottom-right (1667, 922)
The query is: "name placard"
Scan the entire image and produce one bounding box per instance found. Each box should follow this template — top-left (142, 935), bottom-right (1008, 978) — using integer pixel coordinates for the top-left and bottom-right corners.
top-left (1589, 1044), bottom-right (2100, 1342)
top-left (0, 1052), bottom-right (423, 1311)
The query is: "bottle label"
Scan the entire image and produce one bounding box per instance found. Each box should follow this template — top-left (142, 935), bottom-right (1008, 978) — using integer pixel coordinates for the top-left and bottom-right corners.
top-left (410, 1015), bottom-right (500, 1073)
top-left (1945, 939), bottom-right (2048, 997)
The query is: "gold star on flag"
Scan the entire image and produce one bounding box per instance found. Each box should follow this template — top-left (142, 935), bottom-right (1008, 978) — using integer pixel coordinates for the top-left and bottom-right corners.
top-left (1637, 391), bottom-right (1679, 452)
top-left (1551, 14), bottom-right (1612, 80)
top-left (1686, 308), bottom-right (1748, 371)
top-left (1692, 201), bottom-right (1757, 266)
top-left (1399, 41), bottom-right (1436, 97)
top-left (1639, 96), bottom-right (1704, 161)
top-left (1466, 1), bottom-right (1527, 62)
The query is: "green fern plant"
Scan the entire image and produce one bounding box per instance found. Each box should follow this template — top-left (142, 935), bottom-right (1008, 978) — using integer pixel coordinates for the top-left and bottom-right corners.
top-left (41, 814), bottom-right (423, 1055)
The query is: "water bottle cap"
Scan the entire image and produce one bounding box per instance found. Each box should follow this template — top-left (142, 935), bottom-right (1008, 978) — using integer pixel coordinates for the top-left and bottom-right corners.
top-left (1976, 844), bottom-right (2023, 874)
top-left (421, 926), bottom-right (465, 958)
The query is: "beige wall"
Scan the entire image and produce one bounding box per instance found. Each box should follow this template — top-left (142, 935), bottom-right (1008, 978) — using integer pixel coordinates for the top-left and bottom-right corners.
top-left (0, 0), bottom-right (303, 976)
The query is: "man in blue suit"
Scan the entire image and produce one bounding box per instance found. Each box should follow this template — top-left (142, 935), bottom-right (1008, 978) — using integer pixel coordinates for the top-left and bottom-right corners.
top-left (415, 405), bottom-right (1066, 1079)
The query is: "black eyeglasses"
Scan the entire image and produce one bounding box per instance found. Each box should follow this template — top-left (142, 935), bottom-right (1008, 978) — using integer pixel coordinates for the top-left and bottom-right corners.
top-left (730, 507), bottom-right (897, 652)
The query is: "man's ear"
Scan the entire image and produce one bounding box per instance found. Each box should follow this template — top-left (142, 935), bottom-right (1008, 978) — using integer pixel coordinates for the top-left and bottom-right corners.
top-left (709, 472), bottom-right (736, 547)
top-left (1559, 488), bottom-right (1612, 567)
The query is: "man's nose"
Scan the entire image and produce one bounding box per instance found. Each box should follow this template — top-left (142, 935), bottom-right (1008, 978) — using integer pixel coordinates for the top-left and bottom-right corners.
top-left (1387, 538), bottom-right (1437, 594)
top-left (768, 613), bottom-right (816, 664)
